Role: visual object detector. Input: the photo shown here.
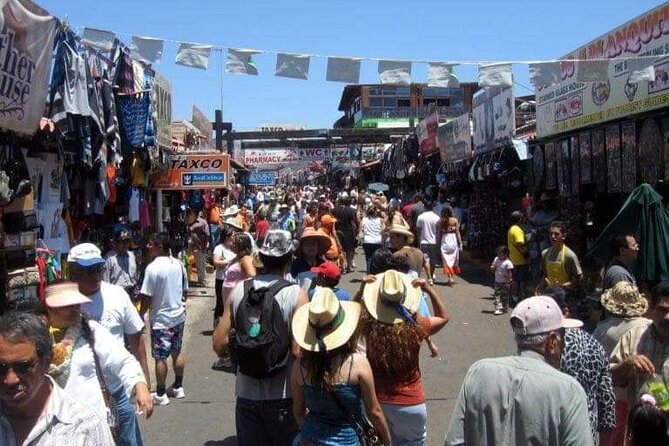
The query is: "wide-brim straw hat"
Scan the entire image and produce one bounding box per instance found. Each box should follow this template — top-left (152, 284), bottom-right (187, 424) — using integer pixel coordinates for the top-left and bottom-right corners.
top-left (223, 205), bottom-right (240, 216)
top-left (600, 281), bottom-right (648, 317)
top-left (299, 227), bottom-right (331, 254)
top-left (362, 270), bottom-right (422, 324)
top-left (223, 217), bottom-right (244, 231)
top-left (292, 287), bottom-right (361, 352)
top-left (384, 224), bottom-right (415, 245)
top-left (46, 282), bottom-right (92, 308)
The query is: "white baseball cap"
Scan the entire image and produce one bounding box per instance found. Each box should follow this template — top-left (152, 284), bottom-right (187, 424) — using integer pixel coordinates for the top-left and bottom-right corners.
top-left (67, 243), bottom-right (105, 267)
top-left (510, 295), bottom-right (583, 335)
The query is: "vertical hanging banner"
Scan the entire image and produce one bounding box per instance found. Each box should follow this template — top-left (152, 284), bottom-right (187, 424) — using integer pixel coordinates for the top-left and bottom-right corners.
top-left (191, 105), bottom-right (212, 143)
top-left (472, 87), bottom-right (515, 155)
top-left (0, 0), bottom-right (57, 135)
top-left (417, 112), bottom-right (439, 155)
top-left (153, 71), bottom-right (172, 150)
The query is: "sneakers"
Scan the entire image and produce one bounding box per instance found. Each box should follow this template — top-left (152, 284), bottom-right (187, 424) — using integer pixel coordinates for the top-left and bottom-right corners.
top-left (153, 392), bottom-right (170, 406)
top-left (212, 357), bottom-right (237, 374)
top-left (170, 387), bottom-right (185, 399)
top-left (493, 308), bottom-right (504, 315)
top-left (428, 279), bottom-right (434, 286)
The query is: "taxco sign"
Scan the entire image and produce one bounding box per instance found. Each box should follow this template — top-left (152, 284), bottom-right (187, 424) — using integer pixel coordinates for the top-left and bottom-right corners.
top-left (152, 154), bottom-right (230, 189)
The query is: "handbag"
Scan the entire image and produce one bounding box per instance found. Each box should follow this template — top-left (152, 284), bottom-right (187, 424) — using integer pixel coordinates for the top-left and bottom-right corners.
top-left (330, 389), bottom-right (385, 446)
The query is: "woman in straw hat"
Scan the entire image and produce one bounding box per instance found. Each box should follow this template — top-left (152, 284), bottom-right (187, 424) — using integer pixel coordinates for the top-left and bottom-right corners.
top-left (291, 227), bottom-right (332, 292)
top-left (44, 282), bottom-right (154, 426)
top-left (290, 288), bottom-right (391, 446)
top-left (360, 270), bottom-right (448, 446)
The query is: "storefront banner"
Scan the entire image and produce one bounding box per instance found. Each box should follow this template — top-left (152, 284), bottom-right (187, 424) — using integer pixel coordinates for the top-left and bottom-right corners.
top-left (152, 154), bottom-right (230, 189)
top-left (248, 171), bottom-right (276, 186)
top-left (472, 87), bottom-right (515, 155)
top-left (417, 111), bottom-right (439, 155)
top-left (191, 105), bottom-right (212, 141)
top-left (153, 71), bottom-right (172, 150)
top-left (243, 148), bottom-right (299, 166)
top-left (536, 3), bottom-right (669, 138)
top-left (438, 113), bottom-right (472, 163)
top-left (297, 147), bottom-right (331, 162)
top-left (0, 0), bottom-right (57, 135)
top-left (232, 140), bottom-right (244, 166)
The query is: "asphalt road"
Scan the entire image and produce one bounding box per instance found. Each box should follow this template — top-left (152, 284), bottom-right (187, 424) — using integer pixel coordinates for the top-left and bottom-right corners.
top-left (140, 252), bottom-right (517, 446)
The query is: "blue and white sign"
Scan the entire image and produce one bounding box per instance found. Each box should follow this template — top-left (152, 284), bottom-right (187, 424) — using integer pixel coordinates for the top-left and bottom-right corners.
top-left (248, 171), bottom-right (277, 186)
top-left (182, 172), bottom-right (226, 187)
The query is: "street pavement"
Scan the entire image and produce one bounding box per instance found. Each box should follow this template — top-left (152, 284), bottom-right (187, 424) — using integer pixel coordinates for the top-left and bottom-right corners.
top-left (140, 251), bottom-right (517, 446)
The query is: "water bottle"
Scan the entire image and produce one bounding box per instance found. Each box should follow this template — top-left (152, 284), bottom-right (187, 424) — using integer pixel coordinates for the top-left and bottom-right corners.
top-left (647, 373), bottom-right (669, 410)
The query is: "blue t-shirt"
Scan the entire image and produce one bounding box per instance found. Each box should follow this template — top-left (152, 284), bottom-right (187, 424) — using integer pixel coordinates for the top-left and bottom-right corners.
top-left (308, 286), bottom-right (351, 301)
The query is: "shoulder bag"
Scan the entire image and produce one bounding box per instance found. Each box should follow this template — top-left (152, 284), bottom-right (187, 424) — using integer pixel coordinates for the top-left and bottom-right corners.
top-left (330, 388), bottom-right (385, 446)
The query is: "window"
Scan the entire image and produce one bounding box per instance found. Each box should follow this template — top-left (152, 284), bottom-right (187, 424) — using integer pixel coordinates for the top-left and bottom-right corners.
top-left (369, 87), bottom-right (382, 95)
top-left (382, 88), bottom-right (397, 96)
top-left (383, 97), bottom-right (397, 107)
top-left (437, 98), bottom-right (451, 107)
top-left (398, 98), bottom-right (411, 107)
top-left (369, 97), bottom-right (382, 107)
top-left (396, 87), bottom-right (410, 96)
top-left (423, 98), bottom-right (436, 106)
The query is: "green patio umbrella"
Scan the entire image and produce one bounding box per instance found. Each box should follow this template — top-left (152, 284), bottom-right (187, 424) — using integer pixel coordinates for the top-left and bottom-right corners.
top-left (587, 183), bottom-right (669, 282)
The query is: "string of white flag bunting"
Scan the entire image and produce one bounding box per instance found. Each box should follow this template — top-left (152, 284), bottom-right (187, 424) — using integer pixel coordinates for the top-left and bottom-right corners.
top-left (79, 26), bottom-right (662, 88)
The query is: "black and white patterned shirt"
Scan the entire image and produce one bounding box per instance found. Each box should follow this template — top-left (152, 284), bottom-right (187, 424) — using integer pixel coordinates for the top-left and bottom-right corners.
top-left (0, 377), bottom-right (114, 446)
top-left (561, 328), bottom-right (616, 444)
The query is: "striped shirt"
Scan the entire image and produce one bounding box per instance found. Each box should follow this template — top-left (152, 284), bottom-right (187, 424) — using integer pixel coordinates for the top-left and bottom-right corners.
top-left (611, 323), bottom-right (669, 403)
top-left (0, 376), bottom-right (114, 445)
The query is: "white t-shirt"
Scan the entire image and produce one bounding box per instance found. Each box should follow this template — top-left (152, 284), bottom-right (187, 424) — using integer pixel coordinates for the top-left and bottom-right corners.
top-left (81, 282), bottom-right (145, 343)
top-left (416, 211), bottom-right (440, 244)
top-left (213, 243), bottom-right (236, 281)
top-left (361, 217), bottom-right (383, 244)
top-left (140, 256), bottom-right (188, 330)
top-left (492, 257), bottom-right (514, 284)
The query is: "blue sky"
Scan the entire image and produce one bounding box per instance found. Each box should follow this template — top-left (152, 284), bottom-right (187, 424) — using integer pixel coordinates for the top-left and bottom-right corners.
top-left (40, 0), bottom-right (666, 130)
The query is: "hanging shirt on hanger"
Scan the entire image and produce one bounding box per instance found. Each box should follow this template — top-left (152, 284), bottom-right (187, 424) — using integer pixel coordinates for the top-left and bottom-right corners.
top-left (129, 187), bottom-right (141, 222)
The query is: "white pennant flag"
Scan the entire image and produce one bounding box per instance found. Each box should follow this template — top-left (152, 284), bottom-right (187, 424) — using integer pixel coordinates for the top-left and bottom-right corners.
top-left (528, 62), bottom-right (561, 86)
top-left (175, 43), bottom-right (212, 70)
top-left (275, 53), bottom-right (310, 80)
top-left (81, 27), bottom-right (115, 51)
top-left (628, 57), bottom-right (655, 83)
top-left (326, 57), bottom-right (361, 83)
top-left (226, 48), bottom-right (260, 75)
top-left (478, 63), bottom-right (513, 88)
top-left (427, 63), bottom-right (459, 88)
top-left (378, 60), bottom-right (411, 85)
top-left (576, 60), bottom-right (610, 83)
top-left (130, 36), bottom-right (164, 63)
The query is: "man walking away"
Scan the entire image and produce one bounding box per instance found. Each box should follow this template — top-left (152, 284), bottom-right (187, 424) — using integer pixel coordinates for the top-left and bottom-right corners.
top-left (416, 200), bottom-right (440, 284)
top-left (603, 233), bottom-right (638, 290)
top-left (213, 230), bottom-right (308, 446)
top-left (140, 233), bottom-right (188, 406)
top-left (104, 229), bottom-right (140, 304)
top-left (445, 295), bottom-right (593, 446)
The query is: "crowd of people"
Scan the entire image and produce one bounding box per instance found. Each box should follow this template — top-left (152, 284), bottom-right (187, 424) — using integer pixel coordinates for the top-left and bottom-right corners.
top-left (1, 184), bottom-right (669, 445)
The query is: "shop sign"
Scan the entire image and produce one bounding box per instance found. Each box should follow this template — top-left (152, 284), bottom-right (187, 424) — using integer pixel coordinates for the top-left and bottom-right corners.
top-left (417, 112), bottom-right (439, 155)
top-left (232, 140), bottom-right (245, 166)
top-left (243, 148), bottom-right (299, 165)
top-left (153, 71), bottom-right (172, 149)
top-left (536, 3), bottom-right (669, 138)
top-left (259, 124), bottom-right (306, 131)
top-left (0, 0), bottom-right (57, 135)
top-left (472, 87), bottom-right (515, 155)
top-left (248, 171), bottom-right (276, 186)
top-left (297, 148), bottom-right (331, 161)
top-left (152, 154), bottom-right (230, 189)
top-left (438, 113), bottom-right (472, 163)
top-left (191, 105), bottom-right (213, 141)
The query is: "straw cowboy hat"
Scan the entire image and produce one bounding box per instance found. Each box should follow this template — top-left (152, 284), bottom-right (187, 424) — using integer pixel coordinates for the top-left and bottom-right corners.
top-left (45, 282), bottom-right (92, 308)
top-left (299, 227), bottom-right (331, 254)
top-left (292, 287), bottom-right (361, 352)
top-left (600, 281), bottom-right (648, 317)
top-left (223, 216), bottom-right (244, 231)
top-left (223, 205), bottom-right (240, 217)
top-left (362, 270), bottom-right (422, 324)
top-left (384, 224), bottom-right (415, 245)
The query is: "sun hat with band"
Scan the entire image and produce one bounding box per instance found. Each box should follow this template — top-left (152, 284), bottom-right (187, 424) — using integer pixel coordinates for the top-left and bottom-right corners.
top-left (292, 287), bottom-right (361, 352)
top-left (510, 295), bottom-right (583, 335)
top-left (299, 227), bottom-right (331, 255)
top-left (362, 270), bottom-right (422, 325)
top-left (385, 224), bottom-right (415, 245)
top-left (600, 281), bottom-right (648, 317)
top-left (45, 282), bottom-right (92, 308)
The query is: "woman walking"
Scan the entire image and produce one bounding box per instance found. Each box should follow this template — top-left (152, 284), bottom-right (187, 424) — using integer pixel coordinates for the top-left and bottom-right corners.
top-left (212, 226), bottom-right (236, 329)
top-left (437, 205), bottom-right (462, 285)
top-left (290, 287), bottom-right (391, 446)
top-left (359, 206), bottom-right (385, 273)
top-left (361, 270), bottom-right (449, 445)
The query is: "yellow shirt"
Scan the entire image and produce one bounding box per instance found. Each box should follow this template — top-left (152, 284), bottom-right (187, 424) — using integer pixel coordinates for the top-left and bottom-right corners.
top-left (507, 225), bottom-right (527, 266)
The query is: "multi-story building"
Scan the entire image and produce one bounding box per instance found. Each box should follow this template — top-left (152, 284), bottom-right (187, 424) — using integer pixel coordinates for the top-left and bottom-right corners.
top-left (334, 83), bottom-right (480, 128)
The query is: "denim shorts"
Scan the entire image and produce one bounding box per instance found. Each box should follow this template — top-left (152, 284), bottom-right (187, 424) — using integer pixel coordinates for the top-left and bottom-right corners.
top-left (380, 402), bottom-right (427, 446)
top-left (151, 322), bottom-right (185, 359)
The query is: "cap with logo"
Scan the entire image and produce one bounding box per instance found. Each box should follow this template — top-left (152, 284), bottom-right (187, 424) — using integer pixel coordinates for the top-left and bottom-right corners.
top-left (67, 243), bottom-right (105, 267)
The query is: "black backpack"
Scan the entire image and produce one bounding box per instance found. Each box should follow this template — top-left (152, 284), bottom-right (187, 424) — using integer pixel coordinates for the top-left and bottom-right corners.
top-left (232, 279), bottom-right (294, 379)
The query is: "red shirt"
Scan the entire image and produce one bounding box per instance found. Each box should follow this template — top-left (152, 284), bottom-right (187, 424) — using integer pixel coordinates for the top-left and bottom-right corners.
top-left (372, 316), bottom-right (431, 405)
top-left (255, 219), bottom-right (270, 241)
top-left (401, 201), bottom-right (414, 220)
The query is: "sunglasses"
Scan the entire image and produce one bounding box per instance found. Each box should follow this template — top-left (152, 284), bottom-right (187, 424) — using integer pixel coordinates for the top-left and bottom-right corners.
top-left (0, 359), bottom-right (38, 377)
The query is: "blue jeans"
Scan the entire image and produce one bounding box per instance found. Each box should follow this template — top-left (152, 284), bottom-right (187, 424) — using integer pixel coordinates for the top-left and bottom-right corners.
top-left (236, 397), bottom-right (298, 446)
top-left (380, 402), bottom-right (427, 446)
top-left (112, 386), bottom-right (144, 446)
top-left (362, 243), bottom-right (382, 274)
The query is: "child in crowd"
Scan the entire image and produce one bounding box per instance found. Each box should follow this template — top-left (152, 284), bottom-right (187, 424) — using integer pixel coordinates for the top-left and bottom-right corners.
top-left (626, 399), bottom-right (668, 446)
top-left (308, 261), bottom-right (352, 301)
top-left (490, 245), bottom-right (514, 315)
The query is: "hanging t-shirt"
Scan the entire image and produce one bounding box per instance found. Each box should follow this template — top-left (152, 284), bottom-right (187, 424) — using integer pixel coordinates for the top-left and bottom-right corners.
top-left (106, 164), bottom-right (117, 204)
top-left (139, 199), bottom-right (151, 229)
top-left (129, 188), bottom-right (140, 222)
